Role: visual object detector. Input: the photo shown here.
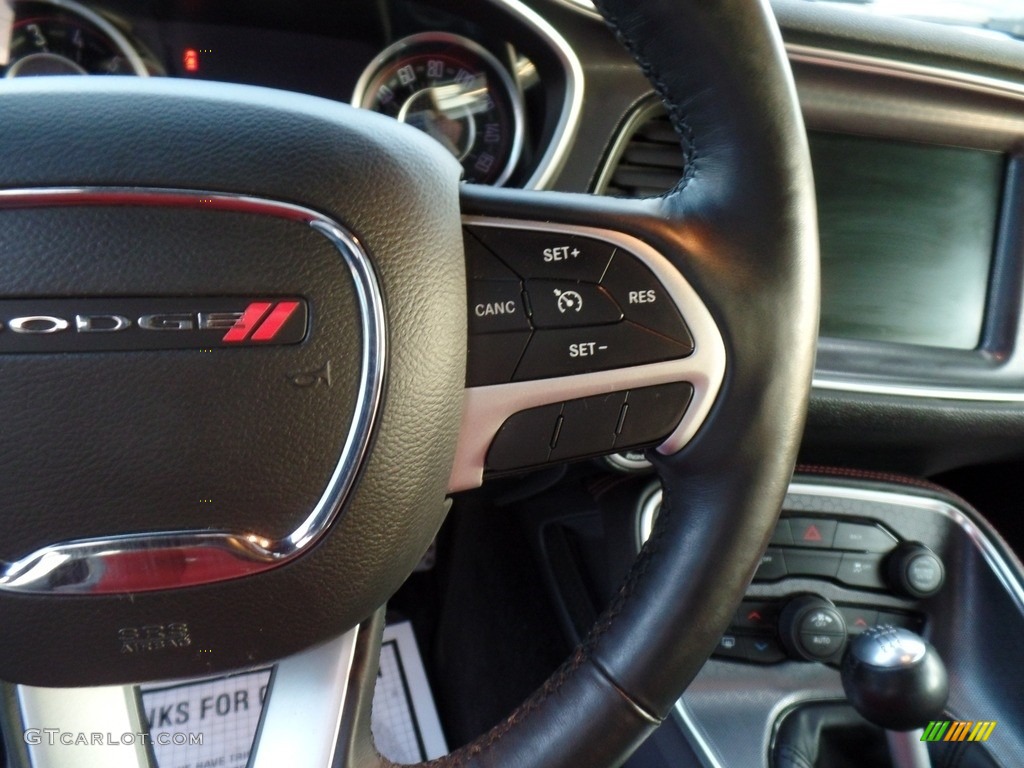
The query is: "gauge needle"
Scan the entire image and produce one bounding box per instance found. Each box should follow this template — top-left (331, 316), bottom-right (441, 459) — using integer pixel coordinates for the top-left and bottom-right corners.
top-left (424, 76), bottom-right (492, 117)
top-left (0, 0), bottom-right (13, 68)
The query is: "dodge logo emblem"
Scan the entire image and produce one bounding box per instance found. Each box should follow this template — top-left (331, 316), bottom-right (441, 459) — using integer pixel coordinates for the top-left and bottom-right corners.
top-left (0, 298), bottom-right (308, 353)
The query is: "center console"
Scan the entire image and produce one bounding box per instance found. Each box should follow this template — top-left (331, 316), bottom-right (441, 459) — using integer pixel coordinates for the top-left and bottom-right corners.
top-left (634, 472), bottom-right (1024, 768)
top-left (530, 467), bottom-right (1024, 768)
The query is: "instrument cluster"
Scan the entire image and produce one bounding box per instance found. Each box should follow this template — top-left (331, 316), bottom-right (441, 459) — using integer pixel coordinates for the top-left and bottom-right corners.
top-left (1, 0), bottom-right (537, 186)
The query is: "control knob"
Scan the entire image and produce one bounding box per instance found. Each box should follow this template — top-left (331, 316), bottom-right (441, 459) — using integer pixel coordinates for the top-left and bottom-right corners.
top-left (778, 595), bottom-right (848, 663)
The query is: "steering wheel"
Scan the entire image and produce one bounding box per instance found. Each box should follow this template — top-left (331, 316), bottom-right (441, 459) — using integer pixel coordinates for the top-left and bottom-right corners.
top-left (0, 0), bottom-right (816, 765)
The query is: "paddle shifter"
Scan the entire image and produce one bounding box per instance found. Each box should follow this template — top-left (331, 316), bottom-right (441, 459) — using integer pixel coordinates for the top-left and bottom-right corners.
top-left (841, 626), bottom-right (949, 768)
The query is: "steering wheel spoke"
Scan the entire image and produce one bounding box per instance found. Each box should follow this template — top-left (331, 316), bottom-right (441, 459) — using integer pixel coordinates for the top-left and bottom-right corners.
top-left (453, 186), bottom-right (726, 491)
top-left (2, 622), bottom-right (367, 768)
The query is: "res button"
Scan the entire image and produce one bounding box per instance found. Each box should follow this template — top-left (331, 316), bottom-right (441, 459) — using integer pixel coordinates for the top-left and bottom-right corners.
top-left (600, 251), bottom-right (692, 345)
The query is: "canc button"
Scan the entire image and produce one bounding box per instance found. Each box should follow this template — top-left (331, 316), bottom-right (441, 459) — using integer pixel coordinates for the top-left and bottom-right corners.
top-left (468, 281), bottom-right (529, 334)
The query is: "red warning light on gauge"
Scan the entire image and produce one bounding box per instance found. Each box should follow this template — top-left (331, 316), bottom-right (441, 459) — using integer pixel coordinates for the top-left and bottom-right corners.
top-left (183, 48), bottom-right (200, 73)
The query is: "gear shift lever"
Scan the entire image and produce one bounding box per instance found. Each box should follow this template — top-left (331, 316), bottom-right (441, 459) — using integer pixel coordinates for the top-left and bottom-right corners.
top-left (841, 626), bottom-right (949, 768)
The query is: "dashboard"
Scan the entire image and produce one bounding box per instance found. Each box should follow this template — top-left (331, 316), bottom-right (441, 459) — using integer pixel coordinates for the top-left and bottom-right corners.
top-left (2, 0), bottom-right (1024, 766)
top-left (7, 0), bottom-right (1024, 475)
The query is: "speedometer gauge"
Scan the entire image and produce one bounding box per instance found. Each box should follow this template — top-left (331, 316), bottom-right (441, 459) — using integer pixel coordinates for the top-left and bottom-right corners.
top-left (353, 32), bottom-right (524, 186)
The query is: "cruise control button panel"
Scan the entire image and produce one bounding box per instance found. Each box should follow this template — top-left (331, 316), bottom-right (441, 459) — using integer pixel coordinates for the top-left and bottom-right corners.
top-left (463, 226), bottom-right (695, 385)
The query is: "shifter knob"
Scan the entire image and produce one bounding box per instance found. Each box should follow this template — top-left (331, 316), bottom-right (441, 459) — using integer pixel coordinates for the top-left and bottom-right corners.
top-left (841, 626), bottom-right (948, 731)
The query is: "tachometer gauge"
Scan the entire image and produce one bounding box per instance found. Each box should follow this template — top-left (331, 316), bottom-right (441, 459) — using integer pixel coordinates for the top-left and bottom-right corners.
top-left (1, 0), bottom-right (148, 78)
top-left (353, 32), bottom-right (524, 186)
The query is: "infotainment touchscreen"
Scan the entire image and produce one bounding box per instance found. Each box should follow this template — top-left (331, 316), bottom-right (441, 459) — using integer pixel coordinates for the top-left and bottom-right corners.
top-left (809, 132), bottom-right (1005, 350)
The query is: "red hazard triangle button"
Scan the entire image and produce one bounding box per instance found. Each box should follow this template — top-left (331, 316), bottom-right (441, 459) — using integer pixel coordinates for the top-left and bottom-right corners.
top-left (791, 518), bottom-right (836, 548)
top-left (803, 524), bottom-right (823, 542)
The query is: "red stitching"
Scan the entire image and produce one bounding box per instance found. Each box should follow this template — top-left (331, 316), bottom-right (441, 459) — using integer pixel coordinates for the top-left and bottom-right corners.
top-left (794, 465), bottom-right (985, 528)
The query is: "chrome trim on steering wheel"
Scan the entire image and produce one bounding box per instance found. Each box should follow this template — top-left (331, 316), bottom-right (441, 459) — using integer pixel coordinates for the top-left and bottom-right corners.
top-left (0, 188), bottom-right (386, 595)
top-left (489, 0), bottom-right (584, 190)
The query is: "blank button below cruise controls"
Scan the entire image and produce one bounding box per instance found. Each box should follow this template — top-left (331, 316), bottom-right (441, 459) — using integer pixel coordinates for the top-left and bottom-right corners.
top-left (549, 391), bottom-right (626, 461)
top-left (600, 251), bottom-right (693, 345)
top-left (464, 230), bottom-right (521, 281)
top-left (466, 226), bottom-right (615, 282)
top-left (615, 382), bottom-right (693, 448)
top-left (513, 321), bottom-right (694, 381)
top-left (467, 331), bottom-right (531, 387)
top-left (525, 280), bottom-right (622, 329)
top-left (486, 403), bottom-right (562, 471)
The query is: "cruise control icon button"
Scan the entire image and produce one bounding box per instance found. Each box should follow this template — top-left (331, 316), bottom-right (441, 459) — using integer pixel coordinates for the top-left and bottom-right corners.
top-left (524, 280), bottom-right (622, 329)
top-left (512, 321), bottom-right (693, 381)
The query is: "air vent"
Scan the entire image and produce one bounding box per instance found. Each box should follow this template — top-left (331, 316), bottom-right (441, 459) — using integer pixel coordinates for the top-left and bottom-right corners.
top-left (599, 104), bottom-right (686, 198)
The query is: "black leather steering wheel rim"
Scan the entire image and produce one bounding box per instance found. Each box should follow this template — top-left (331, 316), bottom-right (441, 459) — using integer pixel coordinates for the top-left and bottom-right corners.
top-left (353, 0), bottom-right (818, 765)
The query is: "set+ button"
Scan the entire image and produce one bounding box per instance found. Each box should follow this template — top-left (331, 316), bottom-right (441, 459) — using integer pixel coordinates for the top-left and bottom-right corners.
top-left (467, 226), bottom-right (614, 283)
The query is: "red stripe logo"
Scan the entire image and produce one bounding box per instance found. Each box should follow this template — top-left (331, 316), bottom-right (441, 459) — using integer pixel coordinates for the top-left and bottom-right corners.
top-left (223, 301), bottom-right (301, 343)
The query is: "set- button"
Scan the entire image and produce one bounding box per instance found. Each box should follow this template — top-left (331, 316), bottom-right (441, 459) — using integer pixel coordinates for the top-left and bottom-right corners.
top-left (513, 322), bottom-right (692, 381)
